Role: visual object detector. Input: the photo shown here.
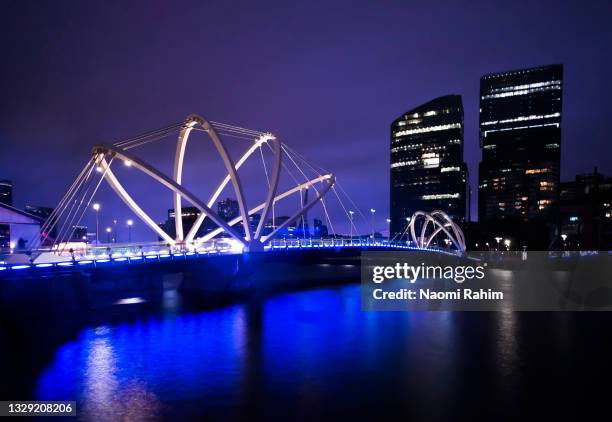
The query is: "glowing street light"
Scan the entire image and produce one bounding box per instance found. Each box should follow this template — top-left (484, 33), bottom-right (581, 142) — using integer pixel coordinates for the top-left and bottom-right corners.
top-left (92, 203), bottom-right (101, 244)
top-left (495, 236), bottom-right (502, 251)
top-left (504, 239), bottom-right (511, 251)
top-left (105, 227), bottom-right (112, 244)
top-left (127, 219), bottom-right (134, 242)
top-left (561, 233), bottom-right (567, 250)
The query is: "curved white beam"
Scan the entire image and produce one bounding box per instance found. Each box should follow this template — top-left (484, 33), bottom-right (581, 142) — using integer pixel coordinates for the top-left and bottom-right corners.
top-left (430, 210), bottom-right (465, 249)
top-left (260, 175), bottom-right (335, 243)
top-left (197, 174), bottom-right (333, 243)
top-left (92, 114), bottom-right (336, 249)
top-left (93, 145), bottom-right (248, 246)
top-left (254, 135), bottom-right (281, 240)
top-left (408, 210), bottom-right (465, 252)
top-left (99, 157), bottom-right (175, 245)
top-left (184, 134), bottom-right (277, 242)
top-left (172, 121), bottom-right (196, 240)
top-left (173, 114), bottom-right (252, 242)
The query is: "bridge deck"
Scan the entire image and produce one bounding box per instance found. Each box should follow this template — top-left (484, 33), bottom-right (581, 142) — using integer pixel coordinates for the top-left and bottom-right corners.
top-left (0, 241), bottom-right (451, 274)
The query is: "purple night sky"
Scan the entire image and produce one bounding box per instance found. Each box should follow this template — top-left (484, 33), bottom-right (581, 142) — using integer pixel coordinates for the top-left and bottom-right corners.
top-left (1, 0), bottom-right (611, 240)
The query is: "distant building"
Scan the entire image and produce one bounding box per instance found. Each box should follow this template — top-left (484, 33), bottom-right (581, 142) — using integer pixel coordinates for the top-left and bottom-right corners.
top-left (217, 198), bottom-right (239, 221)
top-left (71, 225), bottom-right (88, 242)
top-left (478, 64), bottom-right (563, 224)
top-left (25, 205), bottom-right (53, 220)
top-left (0, 202), bottom-right (42, 250)
top-left (0, 180), bottom-right (13, 206)
top-left (160, 207), bottom-right (216, 240)
top-left (25, 205), bottom-right (56, 238)
top-left (558, 169), bottom-right (612, 250)
top-left (265, 215), bottom-right (297, 238)
top-left (313, 218), bottom-right (328, 238)
top-left (390, 95), bottom-right (468, 237)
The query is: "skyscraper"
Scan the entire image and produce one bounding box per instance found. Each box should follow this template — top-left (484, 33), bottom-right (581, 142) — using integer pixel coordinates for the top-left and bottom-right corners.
top-left (390, 95), bottom-right (468, 237)
top-left (478, 64), bottom-right (563, 223)
top-left (0, 180), bottom-right (13, 206)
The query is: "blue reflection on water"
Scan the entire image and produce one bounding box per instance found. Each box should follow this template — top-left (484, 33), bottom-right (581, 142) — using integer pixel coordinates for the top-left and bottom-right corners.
top-left (34, 285), bottom-right (486, 420)
top-left (37, 304), bottom-right (249, 419)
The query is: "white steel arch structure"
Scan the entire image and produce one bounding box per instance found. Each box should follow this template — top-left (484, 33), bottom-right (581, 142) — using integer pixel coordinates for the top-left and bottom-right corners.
top-left (408, 210), bottom-right (466, 253)
top-left (92, 114), bottom-right (335, 251)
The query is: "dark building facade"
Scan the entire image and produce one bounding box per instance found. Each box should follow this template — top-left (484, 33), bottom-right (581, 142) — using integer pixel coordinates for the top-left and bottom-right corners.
top-left (478, 64), bottom-right (563, 224)
top-left (71, 225), bottom-right (88, 242)
top-left (0, 180), bottom-right (13, 206)
top-left (558, 169), bottom-right (612, 250)
top-left (0, 202), bottom-right (43, 250)
top-left (160, 207), bottom-right (216, 240)
top-left (390, 95), bottom-right (468, 237)
top-left (217, 198), bottom-right (239, 221)
top-left (25, 205), bottom-right (56, 239)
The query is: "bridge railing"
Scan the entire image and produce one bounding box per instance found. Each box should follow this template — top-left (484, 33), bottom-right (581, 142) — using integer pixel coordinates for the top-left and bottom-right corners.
top-left (266, 238), bottom-right (417, 249)
top-left (1, 237), bottom-right (439, 267)
top-left (1, 237), bottom-right (245, 265)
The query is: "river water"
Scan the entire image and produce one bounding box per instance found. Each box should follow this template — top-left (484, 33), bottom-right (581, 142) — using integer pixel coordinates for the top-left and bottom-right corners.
top-left (1, 283), bottom-right (610, 421)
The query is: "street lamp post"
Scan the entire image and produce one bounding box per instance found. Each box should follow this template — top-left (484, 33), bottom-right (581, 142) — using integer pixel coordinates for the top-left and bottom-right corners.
top-left (494, 236), bottom-right (502, 251)
top-left (406, 216), bottom-right (411, 245)
top-left (386, 218), bottom-right (391, 243)
top-left (504, 239), bottom-right (511, 251)
top-left (127, 219), bottom-right (133, 243)
top-left (561, 234), bottom-right (567, 250)
top-left (349, 210), bottom-right (354, 246)
top-left (113, 219), bottom-right (118, 243)
top-left (370, 208), bottom-right (376, 243)
top-left (92, 203), bottom-right (100, 244)
top-left (105, 227), bottom-right (112, 244)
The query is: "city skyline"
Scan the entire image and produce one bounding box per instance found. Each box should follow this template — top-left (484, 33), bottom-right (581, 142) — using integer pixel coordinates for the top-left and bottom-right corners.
top-left (1, 1), bottom-right (611, 239)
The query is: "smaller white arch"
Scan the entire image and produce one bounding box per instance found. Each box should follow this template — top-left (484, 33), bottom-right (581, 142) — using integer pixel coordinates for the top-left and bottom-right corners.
top-left (408, 210), bottom-right (466, 253)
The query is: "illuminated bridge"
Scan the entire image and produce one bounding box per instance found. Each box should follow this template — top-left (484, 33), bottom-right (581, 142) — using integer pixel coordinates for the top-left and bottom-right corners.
top-left (0, 114), bottom-right (465, 275)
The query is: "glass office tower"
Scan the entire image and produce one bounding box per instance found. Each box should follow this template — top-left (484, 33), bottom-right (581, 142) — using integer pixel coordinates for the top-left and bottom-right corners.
top-left (478, 64), bottom-right (563, 223)
top-left (390, 95), bottom-right (468, 237)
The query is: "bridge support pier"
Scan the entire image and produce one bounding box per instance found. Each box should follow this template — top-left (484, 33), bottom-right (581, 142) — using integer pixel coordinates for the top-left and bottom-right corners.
top-left (245, 241), bottom-right (265, 253)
